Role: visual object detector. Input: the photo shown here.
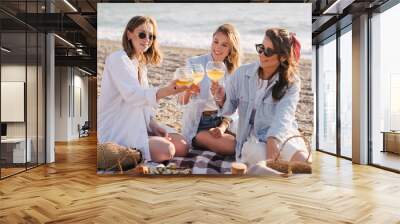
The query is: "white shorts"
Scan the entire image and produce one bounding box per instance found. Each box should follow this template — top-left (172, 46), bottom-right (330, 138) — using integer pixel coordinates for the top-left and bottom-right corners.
top-left (278, 136), bottom-right (308, 161)
top-left (240, 136), bottom-right (308, 166)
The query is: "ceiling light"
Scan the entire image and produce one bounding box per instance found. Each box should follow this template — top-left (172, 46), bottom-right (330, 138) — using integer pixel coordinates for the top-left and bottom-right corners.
top-left (78, 67), bottom-right (93, 76)
top-left (1, 47), bottom-right (11, 53)
top-left (322, 0), bottom-right (354, 15)
top-left (54, 34), bottom-right (75, 48)
top-left (63, 0), bottom-right (78, 12)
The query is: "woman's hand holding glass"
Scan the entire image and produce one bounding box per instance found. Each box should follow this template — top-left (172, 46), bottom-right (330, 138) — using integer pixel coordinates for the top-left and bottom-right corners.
top-left (186, 64), bottom-right (204, 101)
top-left (210, 81), bottom-right (225, 107)
top-left (167, 79), bottom-right (189, 94)
top-left (156, 79), bottom-right (189, 102)
top-left (184, 84), bottom-right (200, 102)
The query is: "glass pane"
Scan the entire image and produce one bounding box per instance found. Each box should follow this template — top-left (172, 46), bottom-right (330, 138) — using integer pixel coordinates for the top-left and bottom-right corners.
top-left (38, 33), bottom-right (45, 165)
top-left (318, 37), bottom-right (337, 154)
top-left (1, 31), bottom-right (27, 177)
top-left (371, 3), bottom-right (400, 171)
top-left (27, 31), bottom-right (38, 169)
top-left (340, 29), bottom-right (352, 158)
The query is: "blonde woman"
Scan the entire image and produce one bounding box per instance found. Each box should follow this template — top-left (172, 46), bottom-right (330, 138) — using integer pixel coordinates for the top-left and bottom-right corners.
top-left (99, 16), bottom-right (189, 163)
top-left (181, 24), bottom-right (241, 156)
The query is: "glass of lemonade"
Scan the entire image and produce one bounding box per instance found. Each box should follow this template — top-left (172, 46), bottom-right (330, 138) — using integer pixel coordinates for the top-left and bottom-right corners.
top-left (190, 64), bottom-right (205, 101)
top-left (174, 67), bottom-right (194, 88)
top-left (206, 61), bottom-right (226, 101)
top-left (174, 67), bottom-right (193, 108)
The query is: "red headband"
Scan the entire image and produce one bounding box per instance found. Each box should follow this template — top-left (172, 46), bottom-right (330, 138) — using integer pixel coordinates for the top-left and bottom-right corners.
top-left (290, 32), bottom-right (301, 62)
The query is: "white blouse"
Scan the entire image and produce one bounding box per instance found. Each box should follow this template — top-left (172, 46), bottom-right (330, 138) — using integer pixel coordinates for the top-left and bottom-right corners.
top-left (98, 50), bottom-right (158, 161)
top-left (203, 88), bottom-right (219, 112)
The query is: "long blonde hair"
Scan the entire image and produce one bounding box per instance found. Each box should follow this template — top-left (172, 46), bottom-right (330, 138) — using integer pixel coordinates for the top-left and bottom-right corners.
top-left (213, 24), bottom-right (241, 74)
top-left (122, 16), bottom-right (162, 65)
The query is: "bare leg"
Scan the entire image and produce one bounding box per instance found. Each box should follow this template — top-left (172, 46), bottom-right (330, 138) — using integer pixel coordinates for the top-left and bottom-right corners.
top-left (168, 133), bottom-right (189, 157)
top-left (194, 131), bottom-right (235, 155)
top-left (290, 151), bottom-right (311, 162)
top-left (148, 136), bottom-right (175, 162)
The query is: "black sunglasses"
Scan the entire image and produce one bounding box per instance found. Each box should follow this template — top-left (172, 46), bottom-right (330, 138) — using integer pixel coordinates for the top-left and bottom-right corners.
top-left (255, 44), bottom-right (277, 57)
top-left (138, 32), bottom-right (155, 41)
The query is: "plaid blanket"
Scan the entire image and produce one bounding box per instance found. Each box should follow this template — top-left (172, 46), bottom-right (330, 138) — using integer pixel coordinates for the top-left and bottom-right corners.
top-left (170, 148), bottom-right (235, 175)
top-left (97, 148), bottom-right (235, 175)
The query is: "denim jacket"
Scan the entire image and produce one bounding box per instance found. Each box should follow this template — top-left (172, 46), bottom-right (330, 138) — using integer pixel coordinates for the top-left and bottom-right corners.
top-left (220, 61), bottom-right (301, 161)
top-left (181, 54), bottom-right (238, 144)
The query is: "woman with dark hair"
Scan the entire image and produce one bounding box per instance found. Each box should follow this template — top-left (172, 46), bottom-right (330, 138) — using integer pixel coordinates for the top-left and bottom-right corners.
top-left (212, 27), bottom-right (309, 164)
top-left (98, 16), bottom-right (189, 163)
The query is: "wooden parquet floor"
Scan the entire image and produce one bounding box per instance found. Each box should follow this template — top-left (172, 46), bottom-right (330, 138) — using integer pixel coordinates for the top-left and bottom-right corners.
top-left (1, 135), bottom-right (400, 223)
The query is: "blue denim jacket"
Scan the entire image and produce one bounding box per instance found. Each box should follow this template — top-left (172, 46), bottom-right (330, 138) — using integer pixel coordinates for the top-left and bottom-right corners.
top-left (220, 61), bottom-right (301, 161)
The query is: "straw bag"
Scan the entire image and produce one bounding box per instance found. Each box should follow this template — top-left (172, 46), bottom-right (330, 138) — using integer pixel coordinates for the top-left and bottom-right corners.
top-left (266, 135), bottom-right (312, 174)
top-left (97, 142), bottom-right (142, 174)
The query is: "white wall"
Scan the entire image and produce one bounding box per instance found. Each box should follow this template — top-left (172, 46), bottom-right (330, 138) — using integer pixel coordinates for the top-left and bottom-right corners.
top-left (0, 65), bottom-right (38, 138)
top-left (1, 64), bottom-right (45, 164)
top-left (54, 67), bottom-right (89, 141)
top-left (70, 72), bottom-right (89, 139)
top-left (55, 66), bottom-right (69, 141)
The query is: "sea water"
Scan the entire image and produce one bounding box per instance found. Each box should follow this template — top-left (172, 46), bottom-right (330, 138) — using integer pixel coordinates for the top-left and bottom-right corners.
top-left (98, 3), bottom-right (311, 59)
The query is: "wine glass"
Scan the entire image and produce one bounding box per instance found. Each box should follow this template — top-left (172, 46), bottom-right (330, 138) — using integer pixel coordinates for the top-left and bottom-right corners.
top-left (174, 67), bottom-right (193, 106)
top-left (174, 67), bottom-right (194, 89)
top-left (190, 64), bottom-right (205, 101)
top-left (173, 67), bottom-right (193, 125)
top-left (206, 61), bottom-right (226, 101)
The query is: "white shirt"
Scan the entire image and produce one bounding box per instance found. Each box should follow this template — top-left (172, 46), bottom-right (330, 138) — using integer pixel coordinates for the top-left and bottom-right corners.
top-left (203, 89), bottom-right (219, 111)
top-left (254, 79), bottom-right (269, 110)
top-left (98, 50), bottom-right (158, 161)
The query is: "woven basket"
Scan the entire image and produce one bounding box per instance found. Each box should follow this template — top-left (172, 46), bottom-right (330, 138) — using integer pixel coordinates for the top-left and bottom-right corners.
top-left (97, 142), bottom-right (142, 174)
top-left (266, 135), bottom-right (312, 174)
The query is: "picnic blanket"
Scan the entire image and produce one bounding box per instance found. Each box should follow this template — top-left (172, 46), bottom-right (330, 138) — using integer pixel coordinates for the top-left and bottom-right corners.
top-left (97, 147), bottom-right (235, 175)
top-left (170, 148), bottom-right (235, 174)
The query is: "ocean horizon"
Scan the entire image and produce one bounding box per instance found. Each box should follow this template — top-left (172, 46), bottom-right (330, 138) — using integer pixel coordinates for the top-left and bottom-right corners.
top-left (98, 3), bottom-right (312, 58)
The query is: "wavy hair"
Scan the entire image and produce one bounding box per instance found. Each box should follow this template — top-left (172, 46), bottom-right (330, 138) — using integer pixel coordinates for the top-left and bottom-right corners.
top-left (265, 28), bottom-right (301, 101)
top-left (213, 24), bottom-right (241, 74)
top-left (122, 16), bottom-right (162, 65)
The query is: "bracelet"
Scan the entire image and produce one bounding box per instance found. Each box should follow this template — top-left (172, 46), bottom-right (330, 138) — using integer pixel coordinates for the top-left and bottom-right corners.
top-left (221, 118), bottom-right (230, 129)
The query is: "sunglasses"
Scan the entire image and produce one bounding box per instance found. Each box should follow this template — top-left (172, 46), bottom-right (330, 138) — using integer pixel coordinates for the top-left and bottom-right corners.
top-left (138, 32), bottom-right (155, 41)
top-left (255, 44), bottom-right (277, 57)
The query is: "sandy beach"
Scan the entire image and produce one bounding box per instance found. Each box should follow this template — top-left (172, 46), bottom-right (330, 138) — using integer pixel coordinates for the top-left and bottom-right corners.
top-left (97, 39), bottom-right (313, 139)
